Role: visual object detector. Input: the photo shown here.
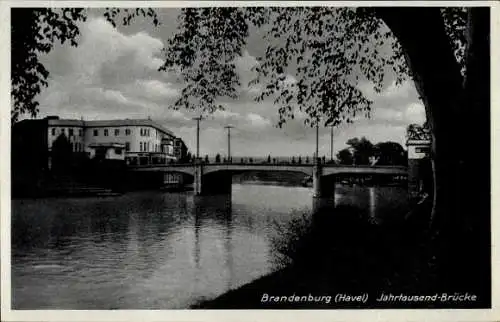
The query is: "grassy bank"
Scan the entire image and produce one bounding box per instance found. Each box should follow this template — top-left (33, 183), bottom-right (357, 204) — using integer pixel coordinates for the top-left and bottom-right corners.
top-left (193, 197), bottom-right (489, 309)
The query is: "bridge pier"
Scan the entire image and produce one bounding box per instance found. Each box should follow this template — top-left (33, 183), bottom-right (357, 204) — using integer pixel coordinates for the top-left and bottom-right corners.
top-left (194, 163), bottom-right (232, 196)
top-left (312, 164), bottom-right (323, 198)
top-left (312, 197), bottom-right (336, 213)
top-left (201, 173), bottom-right (232, 195)
top-left (194, 161), bottom-right (203, 195)
top-left (313, 164), bottom-right (336, 196)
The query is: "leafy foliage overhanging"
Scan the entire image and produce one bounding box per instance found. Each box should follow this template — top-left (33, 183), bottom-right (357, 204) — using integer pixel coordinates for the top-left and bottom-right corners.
top-left (11, 7), bottom-right (467, 127)
top-left (159, 7), bottom-right (467, 128)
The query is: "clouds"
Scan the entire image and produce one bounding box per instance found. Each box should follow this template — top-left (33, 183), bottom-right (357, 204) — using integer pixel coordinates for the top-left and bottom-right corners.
top-left (37, 15), bottom-right (181, 120)
top-left (132, 79), bottom-right (180, 99)
top-left (33, 9), bottom-right (427, 158)
top-left (246, 113), bottom-right (271, 128)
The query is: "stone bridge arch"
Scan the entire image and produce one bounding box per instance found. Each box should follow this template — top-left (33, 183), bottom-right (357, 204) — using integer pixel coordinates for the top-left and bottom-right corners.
top-left (201, 164), bottom-right (313, 176)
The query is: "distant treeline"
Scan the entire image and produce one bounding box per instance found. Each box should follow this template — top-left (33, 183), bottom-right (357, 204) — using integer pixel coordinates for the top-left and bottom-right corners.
top-left (196, 136), bottom-right (407, 166)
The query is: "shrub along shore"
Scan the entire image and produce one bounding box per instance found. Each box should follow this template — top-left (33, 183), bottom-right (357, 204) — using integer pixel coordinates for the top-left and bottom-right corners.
top-left (192, 197), bottom-right (489, 309)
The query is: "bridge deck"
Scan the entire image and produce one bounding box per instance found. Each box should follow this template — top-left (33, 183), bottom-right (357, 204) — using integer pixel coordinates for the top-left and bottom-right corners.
top-left (128, 163), bottom-right (407, 177)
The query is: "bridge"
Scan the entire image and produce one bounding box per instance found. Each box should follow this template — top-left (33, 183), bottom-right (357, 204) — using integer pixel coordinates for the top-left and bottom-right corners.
top-left (128, 162), bottom-right (407, 197)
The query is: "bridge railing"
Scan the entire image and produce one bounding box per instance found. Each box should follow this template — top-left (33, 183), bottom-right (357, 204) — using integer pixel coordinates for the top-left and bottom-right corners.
top-left (127, 162), bottom-right (407, 170)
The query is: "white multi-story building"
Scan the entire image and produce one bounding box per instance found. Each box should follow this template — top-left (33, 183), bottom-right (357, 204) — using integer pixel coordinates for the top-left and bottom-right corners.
top-left (45, 116), bottom-right (179, 165)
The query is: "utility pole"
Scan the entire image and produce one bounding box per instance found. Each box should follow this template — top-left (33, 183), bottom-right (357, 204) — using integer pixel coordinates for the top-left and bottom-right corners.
top-left (224, 125), bottom-right (234, 163)
top-left (330, 125), bottom-right (334, 162)
top-left (315, 121), bottom-right (319, 164)
top-left (192, 116), bottom-right (203, 159)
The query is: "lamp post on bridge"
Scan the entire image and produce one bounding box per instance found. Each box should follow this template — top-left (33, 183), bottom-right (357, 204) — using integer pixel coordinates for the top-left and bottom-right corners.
top-left (330, 125), bottom-right (334, 163)
top-left (315, 120), bottom-right (319, 165)
top-left (224, 125), bottom-right (234, 163)
top-left (192, 116), bottom-right (205, 195)
top-left (192, 116), bottom-right (204, 160)
top-left (312, 119), bottom-right (322, 198)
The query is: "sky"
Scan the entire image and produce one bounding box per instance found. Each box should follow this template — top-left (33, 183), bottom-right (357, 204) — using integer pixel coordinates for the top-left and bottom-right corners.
top-left (35, 8), bottom-right (426, 158)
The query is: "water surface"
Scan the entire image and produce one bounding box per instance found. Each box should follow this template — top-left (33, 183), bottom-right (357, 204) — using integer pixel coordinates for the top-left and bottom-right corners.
top-left (11, 183), bottom-right (407, 309)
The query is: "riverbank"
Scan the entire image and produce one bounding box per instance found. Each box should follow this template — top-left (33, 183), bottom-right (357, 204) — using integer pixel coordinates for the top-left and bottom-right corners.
top-left (193, 197), bottom-right (489, 309)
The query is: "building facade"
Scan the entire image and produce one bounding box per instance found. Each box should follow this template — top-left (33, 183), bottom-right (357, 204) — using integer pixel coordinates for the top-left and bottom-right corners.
top-left (14, 116), bottom-right (185, 171)
top-left (406, 139), bottom-right (432, 196)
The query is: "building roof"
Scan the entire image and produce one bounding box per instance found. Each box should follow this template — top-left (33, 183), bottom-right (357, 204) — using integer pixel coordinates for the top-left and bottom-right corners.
top-left (88, 142), bottom-right (126, 148)
top-left (47, 118), bottom-right (174, 136)
top-left (48, 119), bottom-right (86, 127)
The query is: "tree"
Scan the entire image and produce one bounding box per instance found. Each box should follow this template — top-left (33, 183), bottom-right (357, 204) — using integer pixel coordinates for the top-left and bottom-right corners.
top-left (267, 154), bottom-right (271, 163)
top-left (298, 156), bottom-right (302, 164)
top-left (374, 141), bottom-right (406, 166)
top-left (346, 137), bottom-right (374, 165)
top-left (291, 156), bottom-right (296, 164)
top-left (181, 151), bottom-right (192, 164)
top-left (204, 154), bottom-right (209, 164)
top-left (406, 123), bottom-right (431, 141)
top-left (305, 156), bottom-right (310, 164)
top-left (336, 148), bottom-right (353, 165)
top-left (11, 8), bottom-right (161, 124)
top-left (215, 153), bottom-right (221, 163)
top-left (51, 134), bottom-right (72, 173)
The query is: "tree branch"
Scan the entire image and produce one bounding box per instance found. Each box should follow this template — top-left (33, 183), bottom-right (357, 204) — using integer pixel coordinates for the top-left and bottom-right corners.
top-left (375, 7), bottom-right (464, 133)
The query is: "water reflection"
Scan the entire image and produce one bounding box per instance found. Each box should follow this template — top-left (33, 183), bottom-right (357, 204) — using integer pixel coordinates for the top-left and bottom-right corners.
top-left (11, 184), bottom-right (407, 309)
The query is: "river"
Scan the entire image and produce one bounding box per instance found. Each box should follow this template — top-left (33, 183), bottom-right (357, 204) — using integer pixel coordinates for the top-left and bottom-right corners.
top-left (11, 183), bottom-right (408, 309)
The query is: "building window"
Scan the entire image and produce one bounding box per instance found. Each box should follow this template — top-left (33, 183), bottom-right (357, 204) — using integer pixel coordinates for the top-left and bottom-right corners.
top-left (125, 129), bottom-right (131, 136)
top-left (115, 148), bottom-right (122, 155)
top-left (93, 129), bottom-right (98, 136)
top-left (115, 129), bottom-right (119, 136)
top-left (140, 142), bottom-right (143, 152)
top-left (69, 128), bottom-right (74, 137)
top-left (79, 129), bottom-right (83, 137)
top-left (147, 129), bottom-right (150, 137)
top-left (125, 142), bottom-right (130, 151)
top-left (51, 128), bottom-right (56, 136)
top-left (61, 128), bottom-right (65, 135)
top-left (415, 147), bottom-right (430, 154)
top-left (104, 129), bottom-right (109, 136)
